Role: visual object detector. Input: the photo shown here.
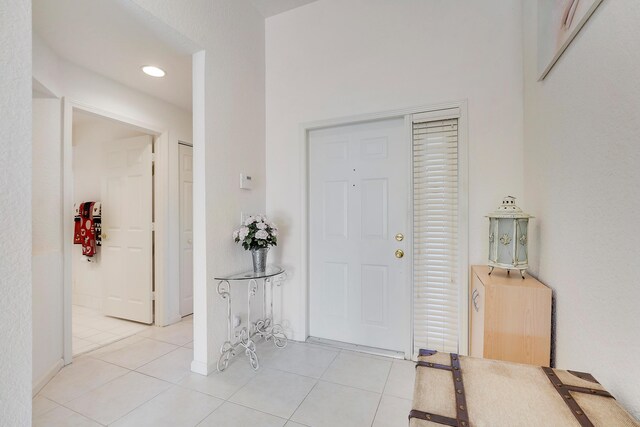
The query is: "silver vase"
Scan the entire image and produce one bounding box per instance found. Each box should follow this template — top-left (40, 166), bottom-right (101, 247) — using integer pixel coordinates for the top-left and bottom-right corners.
top-left (251, 247), bottom-right (269, 273)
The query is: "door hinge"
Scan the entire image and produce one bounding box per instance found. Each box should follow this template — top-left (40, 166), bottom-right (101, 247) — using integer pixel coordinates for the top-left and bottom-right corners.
top-left (151, 222), bottom-right (155, 231)
top-left (151, 153), bottom-right (156, 162)
top-left (151, 291), bottom-right (156, 301)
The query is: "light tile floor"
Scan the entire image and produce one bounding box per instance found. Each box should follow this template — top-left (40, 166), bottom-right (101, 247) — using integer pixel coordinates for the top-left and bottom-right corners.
top-left (72, 305), bottom-right (151, 355)
top-left (34, 316), bottom-right (415, 426)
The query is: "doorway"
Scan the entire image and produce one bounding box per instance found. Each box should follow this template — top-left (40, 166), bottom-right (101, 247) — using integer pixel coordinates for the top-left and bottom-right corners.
top-left (305, 103), bottom-right (469, 359)
top-left (71, 110), bottom-right (156, 355)
top-left (179, 142), bottom-right (193, 317)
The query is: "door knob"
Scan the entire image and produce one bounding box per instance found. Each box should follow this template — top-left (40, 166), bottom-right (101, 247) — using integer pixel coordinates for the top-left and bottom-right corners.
top-left (101, 233), bottom-right (108, 240)
top-left (395, 249), bottom-right (404, 258)
top-left (395, 233), bottom-right (404, 242)
top-left (187, 239), bottom-right (192, 244)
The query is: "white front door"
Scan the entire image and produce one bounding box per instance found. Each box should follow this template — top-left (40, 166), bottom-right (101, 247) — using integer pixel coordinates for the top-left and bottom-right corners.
top-left (101, 135), bottom-right (154, 324)
top-left (309, 117), bottom-right (410, 352)
top-left (179, 144), bottom-right (193, 317)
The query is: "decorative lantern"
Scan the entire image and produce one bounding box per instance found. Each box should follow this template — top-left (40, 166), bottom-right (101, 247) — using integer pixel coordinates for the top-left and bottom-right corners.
top-left (486, 196), bottom-right (533, 279)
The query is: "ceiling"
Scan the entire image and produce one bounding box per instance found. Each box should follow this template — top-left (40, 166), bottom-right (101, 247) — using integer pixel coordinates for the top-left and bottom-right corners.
top-left (33, 0), bottom-right (197, 111)
top-left (249, 0), bottom-right (318, 18)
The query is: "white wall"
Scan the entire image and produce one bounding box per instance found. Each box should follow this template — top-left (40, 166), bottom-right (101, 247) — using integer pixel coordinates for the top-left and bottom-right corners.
top-left (33, 34), bottom-right (193, 327)
top-left (71, 118), bottom-right (145, 310)
top-left (523, 1), bottom-right (640, 417)
top-left (265, 0), bottom-right (525, 341)
top-left (0, 0), bottom-right (32, 424)
top-left (130, 0), bottom-right (266, 374)
top-left (32, 98), bottom-right (64, 394)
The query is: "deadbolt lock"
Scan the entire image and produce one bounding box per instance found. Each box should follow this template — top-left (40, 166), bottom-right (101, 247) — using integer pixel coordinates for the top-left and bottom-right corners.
top-left (395, 233), bottom-right (404, 242)
top-left (395, 249), bottom-right (404, 259)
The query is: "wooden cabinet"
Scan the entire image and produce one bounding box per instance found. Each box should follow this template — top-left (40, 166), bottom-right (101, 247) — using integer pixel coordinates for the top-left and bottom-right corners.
top-left (469, 265), bottom-right (552, 366)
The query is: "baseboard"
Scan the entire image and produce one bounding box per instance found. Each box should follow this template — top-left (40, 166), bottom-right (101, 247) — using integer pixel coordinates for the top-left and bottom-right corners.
top-left (190, 359), bottom-right (216, 376)
top-left (33, 358), bottom-right (64, 397)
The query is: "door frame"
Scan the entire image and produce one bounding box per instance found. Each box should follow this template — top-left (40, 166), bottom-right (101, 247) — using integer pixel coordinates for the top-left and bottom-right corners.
top-left (62, 98), bottom-right (168, 363)
top-left (300, 100), bottom-right (469, 359)
top-left (178, 140), bottom-right (194, 317)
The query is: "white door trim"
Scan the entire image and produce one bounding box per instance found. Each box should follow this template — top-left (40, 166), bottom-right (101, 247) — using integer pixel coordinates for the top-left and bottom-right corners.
top-left (62, 98), bottom-right (169, 364)
top-left (299, 100), bottom-right (469, 359)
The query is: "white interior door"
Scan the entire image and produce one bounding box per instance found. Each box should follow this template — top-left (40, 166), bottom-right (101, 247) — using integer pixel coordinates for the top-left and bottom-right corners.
top-left (101, 135), bottom-right (154, 324)
top-left (179, 144), bottom-right (193, 316)
top-left (309, 117), bottom-right (410, 352)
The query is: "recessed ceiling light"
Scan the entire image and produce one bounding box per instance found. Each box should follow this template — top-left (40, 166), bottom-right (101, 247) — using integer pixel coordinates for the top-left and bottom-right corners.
top-left (142, 66), bottom-right (166, 77)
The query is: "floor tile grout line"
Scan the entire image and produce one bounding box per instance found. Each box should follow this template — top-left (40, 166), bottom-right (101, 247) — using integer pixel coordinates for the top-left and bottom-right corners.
top-left (370, 360), bottom-right (394, 426)
top-left (87, 377), bottom-right (172, 426)
top-left (32, 395), bottom-right (70, 420)
top-left (49, 366), bottom-right (132, 408)
top-left (53, 402), bottom-right (109, 426)
top-left (317, 347), bottom-right (340, 379)
top-left (286, 377), bottom-right (320, 424)
top-left (133, 345), bottom-right (188, 373)
top-left (215, 399), bottom-right (291, 424)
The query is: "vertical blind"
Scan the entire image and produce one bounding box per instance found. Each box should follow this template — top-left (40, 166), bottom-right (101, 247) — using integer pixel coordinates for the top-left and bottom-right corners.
top-left (413, 117), bottom-right (460, 355)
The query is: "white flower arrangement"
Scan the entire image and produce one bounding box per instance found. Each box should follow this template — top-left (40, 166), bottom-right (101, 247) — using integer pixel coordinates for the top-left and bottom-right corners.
top-left (233, 215), bottom-right (278, 250)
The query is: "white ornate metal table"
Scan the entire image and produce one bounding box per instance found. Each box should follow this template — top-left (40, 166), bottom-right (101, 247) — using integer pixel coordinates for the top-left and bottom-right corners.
top-left (214, 265), bottom-right (288, 372)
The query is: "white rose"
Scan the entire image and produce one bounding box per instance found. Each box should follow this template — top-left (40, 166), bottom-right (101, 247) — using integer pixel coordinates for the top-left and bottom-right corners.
top-left (232, 230), bottom-right (239, 240)
top-left (238, 226), bottom-right (250, 240)
top-left (244, 216), bottom-right (257, 226)
top-left (271, 229), bottom-right (278, 237)
top-left (268, 222), bottom-right (278, 230)
top-left (255, 230), bottom-right (268, 240)
top-left (256, 222), bottom-right (267, 230)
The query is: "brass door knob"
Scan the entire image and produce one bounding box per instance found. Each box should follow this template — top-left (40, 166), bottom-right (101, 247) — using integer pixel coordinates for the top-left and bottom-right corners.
top-left (395, 233), bottom-right (404, 242)
top-left (395, 249), bottom-right (404, 258)
top-left (101, 233), bottom-right (108, 240)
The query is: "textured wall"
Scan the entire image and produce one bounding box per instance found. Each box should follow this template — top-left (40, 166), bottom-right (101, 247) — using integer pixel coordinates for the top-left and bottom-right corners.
top-left (0, 0), bottom-right (32, 424)
top-left (265, 0), bottom-right (525, 341)
top-left (32, 98), bottom-right (64, 393)
top-left (523, 0), bottom-right (640, 418)
top-left (130, 0), bottom-right (266, 373)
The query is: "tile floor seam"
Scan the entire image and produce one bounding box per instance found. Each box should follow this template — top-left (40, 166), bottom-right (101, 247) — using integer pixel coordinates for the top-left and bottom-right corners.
top-left (218, 366), bottom-right (263, 403)
top-left (317, 347), bottom-right (340, 378)
top-left (90, 378), bottom-right (172, 426)
top-left (192, 404), bottom-right (222, 427)
top-left (316, 376), bottom-right (388, 396)
top-left (42, 367), bottom-right (131, 407)
top-left (215, 400), bottom-right (290, 424)
top-left (286, 378), bottom-right (320, 424)
top-left (56, 401), bottom-right (108, 426)
top-left (88, 339), bottom-right (179, 370)
top-left (369, 359), bottom-right (394, 426)
top-left (133, 345), bottom-right (186, 373)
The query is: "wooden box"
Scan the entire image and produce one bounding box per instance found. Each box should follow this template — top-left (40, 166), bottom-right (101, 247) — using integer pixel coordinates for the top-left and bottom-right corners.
top-left (410, 349), bottom-right (639, 427)
top-left (470, 265), bottom-right (551, 366)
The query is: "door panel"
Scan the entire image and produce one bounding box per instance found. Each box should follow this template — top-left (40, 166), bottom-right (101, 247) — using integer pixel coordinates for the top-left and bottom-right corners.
top-left (309, 118), bottom-right (409, 352)
top-left (101, 135), bottom-right (153, 324)
top-left (179, 144), bottom-right (194, 316)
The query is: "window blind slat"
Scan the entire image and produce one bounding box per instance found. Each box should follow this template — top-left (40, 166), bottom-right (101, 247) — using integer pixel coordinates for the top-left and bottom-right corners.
top-left (413, 117), bottom-right (459, 357)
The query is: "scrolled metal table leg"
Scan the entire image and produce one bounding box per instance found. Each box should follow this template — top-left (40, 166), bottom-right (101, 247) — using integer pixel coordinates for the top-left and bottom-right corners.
top-left (245, 279), bottom-right (260, 370)
top-left (216, 281), bottom-right (234, 372)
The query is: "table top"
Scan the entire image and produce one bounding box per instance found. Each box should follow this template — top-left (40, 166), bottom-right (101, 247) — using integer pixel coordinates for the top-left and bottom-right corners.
top-left (214, 265), bottom-right (285, 281)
